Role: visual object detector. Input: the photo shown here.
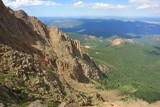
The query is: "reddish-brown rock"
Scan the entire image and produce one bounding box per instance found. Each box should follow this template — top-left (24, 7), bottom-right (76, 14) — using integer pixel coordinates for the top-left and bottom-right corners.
top-left (0, 0), bottom-right (105, 106)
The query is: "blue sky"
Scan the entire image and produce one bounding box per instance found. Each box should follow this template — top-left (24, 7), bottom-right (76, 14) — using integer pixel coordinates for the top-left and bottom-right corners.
top-left (2, 0), bottom-right (160, 17)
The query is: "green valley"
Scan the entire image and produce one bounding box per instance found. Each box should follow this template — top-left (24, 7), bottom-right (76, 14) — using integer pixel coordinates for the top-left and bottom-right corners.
top-left (68, 32), bottom-right (160, 103)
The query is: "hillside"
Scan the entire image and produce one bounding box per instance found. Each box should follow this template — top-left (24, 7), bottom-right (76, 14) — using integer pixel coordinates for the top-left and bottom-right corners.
top-left (68, 33), bottom-right (160, 104)
top-left (0, 0), bottom-right (105, 106)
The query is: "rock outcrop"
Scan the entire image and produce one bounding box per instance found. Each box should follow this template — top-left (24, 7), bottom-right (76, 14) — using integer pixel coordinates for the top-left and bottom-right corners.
top-left (0, 0), bottom-right (105, 106)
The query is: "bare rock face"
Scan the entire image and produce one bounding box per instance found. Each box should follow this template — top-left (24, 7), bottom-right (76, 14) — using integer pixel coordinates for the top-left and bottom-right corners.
top-left (28, 100), bottom-right (48, 107)
top-left (14, 10), bottom-right (50, 40)
top-left (0, 0), bottom-right (105, 106)
top-left (14, 10), bottom-right (28, 19)
top-left (0, 103), bottom-right (4, 107)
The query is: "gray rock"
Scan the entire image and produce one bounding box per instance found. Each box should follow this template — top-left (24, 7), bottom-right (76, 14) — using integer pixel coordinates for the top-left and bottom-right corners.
top-left (58, 102), bottom-right (67, 107)
top-left (28, 100), bottom-right (48, 107)
top-left (0, 103), bottom-right (4, 107)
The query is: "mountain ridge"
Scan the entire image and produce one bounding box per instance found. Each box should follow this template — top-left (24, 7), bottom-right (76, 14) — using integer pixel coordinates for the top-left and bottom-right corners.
top-left (0, 0), bottom-right (105, 106)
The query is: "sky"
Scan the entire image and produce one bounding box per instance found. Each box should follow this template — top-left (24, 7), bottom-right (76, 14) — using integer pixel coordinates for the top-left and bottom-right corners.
top-left (2, 0), bottom-right (160, 17)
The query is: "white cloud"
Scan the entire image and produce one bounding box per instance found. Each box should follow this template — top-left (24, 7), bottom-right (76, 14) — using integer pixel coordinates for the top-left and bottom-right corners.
top-left (73, 1), bottom-right (128, 9)
top-left (129, 0), bottom-right (149, 3)
top-left (92, 3), bottom-right (128, 9)
top-left (73, 1), bottom-right (85, 8)
top-left (137, 3), bottom-right (159, 9)
top-left (2, 0), bottom-right (61, 8)
top-left (137, 3), bottom-right (150, 9)
top-left (129, 0), bottom-right (160, 9)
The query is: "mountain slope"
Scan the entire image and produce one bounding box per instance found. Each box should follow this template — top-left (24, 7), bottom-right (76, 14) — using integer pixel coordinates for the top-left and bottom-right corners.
top-left (67, 33), bottom-right (160, 104)
top-left (0, 0), bottom-right (105, 106)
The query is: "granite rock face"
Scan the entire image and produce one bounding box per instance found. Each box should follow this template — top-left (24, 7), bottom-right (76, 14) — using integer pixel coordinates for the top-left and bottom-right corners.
top-left (0, 0), bottom-right (105, 106)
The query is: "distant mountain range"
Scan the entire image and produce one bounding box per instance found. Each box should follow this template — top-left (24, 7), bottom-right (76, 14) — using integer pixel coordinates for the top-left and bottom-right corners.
top-left (39, 18), bottom-right (160, 39)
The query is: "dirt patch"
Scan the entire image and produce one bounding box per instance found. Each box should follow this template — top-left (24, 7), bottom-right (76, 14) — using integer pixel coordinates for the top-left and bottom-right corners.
top-left (111, 39), bottom-right (125, 46)
top-left (84, 45), bottom-right (91, 49)
top-left (89, 36), bottom-right (96, 39)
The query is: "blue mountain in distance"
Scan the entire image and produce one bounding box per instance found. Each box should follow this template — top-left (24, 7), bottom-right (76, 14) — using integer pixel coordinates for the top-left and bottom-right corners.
top-left (39, 18), bottom-right (160, 39)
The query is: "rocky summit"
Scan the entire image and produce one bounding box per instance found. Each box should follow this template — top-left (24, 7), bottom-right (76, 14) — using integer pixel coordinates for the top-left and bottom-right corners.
top-left (0, 0), bottom-right (105, 106)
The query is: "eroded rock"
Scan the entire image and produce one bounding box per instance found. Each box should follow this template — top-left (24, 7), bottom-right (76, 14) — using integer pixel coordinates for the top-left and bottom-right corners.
top-left (28, 100), bottom-right (48, 107)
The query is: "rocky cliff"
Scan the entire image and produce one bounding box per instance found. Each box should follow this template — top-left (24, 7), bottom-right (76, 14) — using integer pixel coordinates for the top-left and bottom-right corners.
top-left (0, 0), bottom-right (105, 106)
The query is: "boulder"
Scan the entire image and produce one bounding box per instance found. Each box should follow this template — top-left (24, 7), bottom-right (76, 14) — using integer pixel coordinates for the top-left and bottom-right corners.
top-left (28, 100), bottom-right (48, 107)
